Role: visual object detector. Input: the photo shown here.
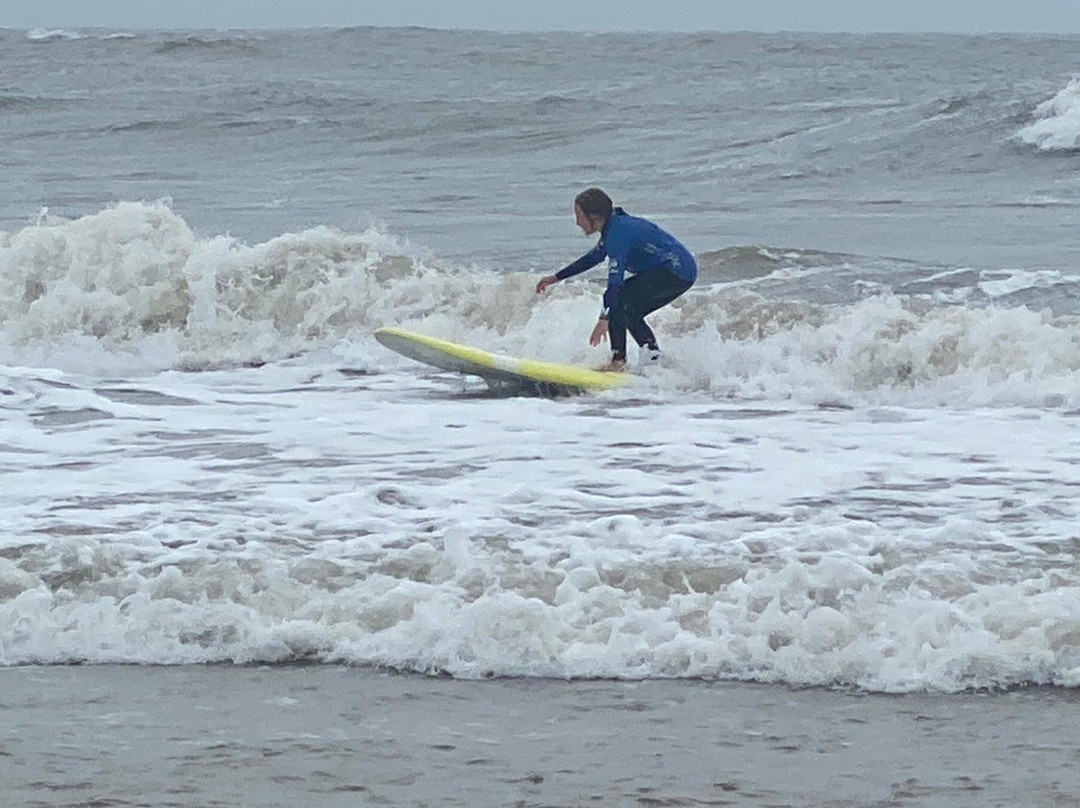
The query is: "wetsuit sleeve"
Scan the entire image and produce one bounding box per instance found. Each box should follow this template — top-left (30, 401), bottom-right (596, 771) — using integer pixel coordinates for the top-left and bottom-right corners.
top-left (599, 234), bottom-right (630, 319)
top-left (554, 242), bottom-right (607, 281)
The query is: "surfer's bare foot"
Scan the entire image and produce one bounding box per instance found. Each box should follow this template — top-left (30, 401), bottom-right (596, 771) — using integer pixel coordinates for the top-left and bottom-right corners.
top-left (596, 359), bottom-right (627, 373)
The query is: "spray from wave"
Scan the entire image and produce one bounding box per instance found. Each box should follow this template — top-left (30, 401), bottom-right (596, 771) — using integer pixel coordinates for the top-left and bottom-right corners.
top-left (1017, 78), bottom-right (1080, 151)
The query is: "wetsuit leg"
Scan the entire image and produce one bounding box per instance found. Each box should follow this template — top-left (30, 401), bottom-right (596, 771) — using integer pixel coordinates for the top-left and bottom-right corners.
top-left (609, 271), bottom-right (693, 360)
top-left (608, 309), bottom-right (630, 362)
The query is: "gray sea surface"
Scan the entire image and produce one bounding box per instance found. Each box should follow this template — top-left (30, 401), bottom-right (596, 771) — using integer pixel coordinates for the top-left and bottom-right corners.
top-left (3, 28), bottom-right (1079, 272)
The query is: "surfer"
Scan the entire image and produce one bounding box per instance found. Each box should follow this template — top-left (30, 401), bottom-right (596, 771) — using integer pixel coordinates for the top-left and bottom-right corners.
top-left (535, 188), bottom-right (696, 371)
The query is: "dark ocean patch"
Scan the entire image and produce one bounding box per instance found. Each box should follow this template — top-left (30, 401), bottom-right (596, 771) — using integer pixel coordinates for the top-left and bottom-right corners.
top-left (154, 35), bottom-right (263, 55)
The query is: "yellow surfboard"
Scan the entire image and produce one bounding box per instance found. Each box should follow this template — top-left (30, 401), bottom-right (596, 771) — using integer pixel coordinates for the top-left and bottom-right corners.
top-left (374, 327), bottom-right (628, 396)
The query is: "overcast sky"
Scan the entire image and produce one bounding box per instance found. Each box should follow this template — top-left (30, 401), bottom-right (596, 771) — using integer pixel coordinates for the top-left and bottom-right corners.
top-left (5, 0), bottom-right (1080, 33)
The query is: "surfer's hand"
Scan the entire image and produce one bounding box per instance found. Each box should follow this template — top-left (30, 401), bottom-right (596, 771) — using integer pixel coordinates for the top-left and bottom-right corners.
top-left (535, 275), bottom-right (558, 294)
top-left (589, 319), bottom-right (609, 346)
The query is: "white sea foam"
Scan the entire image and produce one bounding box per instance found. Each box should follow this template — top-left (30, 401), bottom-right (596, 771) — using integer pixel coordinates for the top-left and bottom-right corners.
top-left (2, 202), bottom-right (1080, 692)
top-left (25, 28), bottom-right (84, 41)
top-left (2, 201), bottom-right (1078, 408)
top-left (1, 367), bottom-right (1078, 692)
top-left (1017, 78), bottom-right (1080, 151)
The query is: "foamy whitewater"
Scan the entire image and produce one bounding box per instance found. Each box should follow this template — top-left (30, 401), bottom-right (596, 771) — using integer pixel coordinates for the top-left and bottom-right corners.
top-left (1, 28), bottom-right (1079, 694)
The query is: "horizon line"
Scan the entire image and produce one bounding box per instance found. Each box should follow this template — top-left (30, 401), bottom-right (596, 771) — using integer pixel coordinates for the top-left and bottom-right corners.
top-left (3, 24), bottom-right (1079, 36)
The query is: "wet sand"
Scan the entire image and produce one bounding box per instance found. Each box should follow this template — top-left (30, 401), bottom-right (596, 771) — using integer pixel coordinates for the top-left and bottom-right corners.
top-left (2, 665), bottom-right (1078, 807)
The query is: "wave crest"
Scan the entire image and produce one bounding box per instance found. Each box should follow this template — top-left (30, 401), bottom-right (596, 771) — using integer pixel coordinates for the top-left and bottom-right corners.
top-left (3, 201), bottom-right (1079, 407)
top-left (1017, 78), bottom-right (1080, 151)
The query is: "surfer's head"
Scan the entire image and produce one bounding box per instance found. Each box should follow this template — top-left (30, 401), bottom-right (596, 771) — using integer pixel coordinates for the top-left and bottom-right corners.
top-left (574, 187), bottom-right (612, 236)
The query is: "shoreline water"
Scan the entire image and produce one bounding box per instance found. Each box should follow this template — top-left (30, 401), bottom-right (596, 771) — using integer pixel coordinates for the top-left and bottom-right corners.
top-left (3, 665), bottom-right (1079, 807)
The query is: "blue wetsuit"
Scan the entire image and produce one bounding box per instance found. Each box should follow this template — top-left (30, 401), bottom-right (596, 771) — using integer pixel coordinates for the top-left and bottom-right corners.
top-left (555, 208), bottom-right (697, 360)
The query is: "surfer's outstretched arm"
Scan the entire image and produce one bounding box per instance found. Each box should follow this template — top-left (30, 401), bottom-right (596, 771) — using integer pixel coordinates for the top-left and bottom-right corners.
top-left (536, 242), bottom-right (608, 294)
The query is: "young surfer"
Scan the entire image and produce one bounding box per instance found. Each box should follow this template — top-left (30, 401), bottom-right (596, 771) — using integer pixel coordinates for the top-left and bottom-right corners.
top-left (535, 188), bottom-right (697, 371)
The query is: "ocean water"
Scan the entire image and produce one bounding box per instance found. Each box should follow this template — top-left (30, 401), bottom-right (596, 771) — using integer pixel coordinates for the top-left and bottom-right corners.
top-left (2, 27), bottom-right (1080, 699)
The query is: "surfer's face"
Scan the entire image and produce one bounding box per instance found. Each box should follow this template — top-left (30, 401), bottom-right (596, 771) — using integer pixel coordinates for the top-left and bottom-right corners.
top-left (575, 204), bottom-right (601, 236)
